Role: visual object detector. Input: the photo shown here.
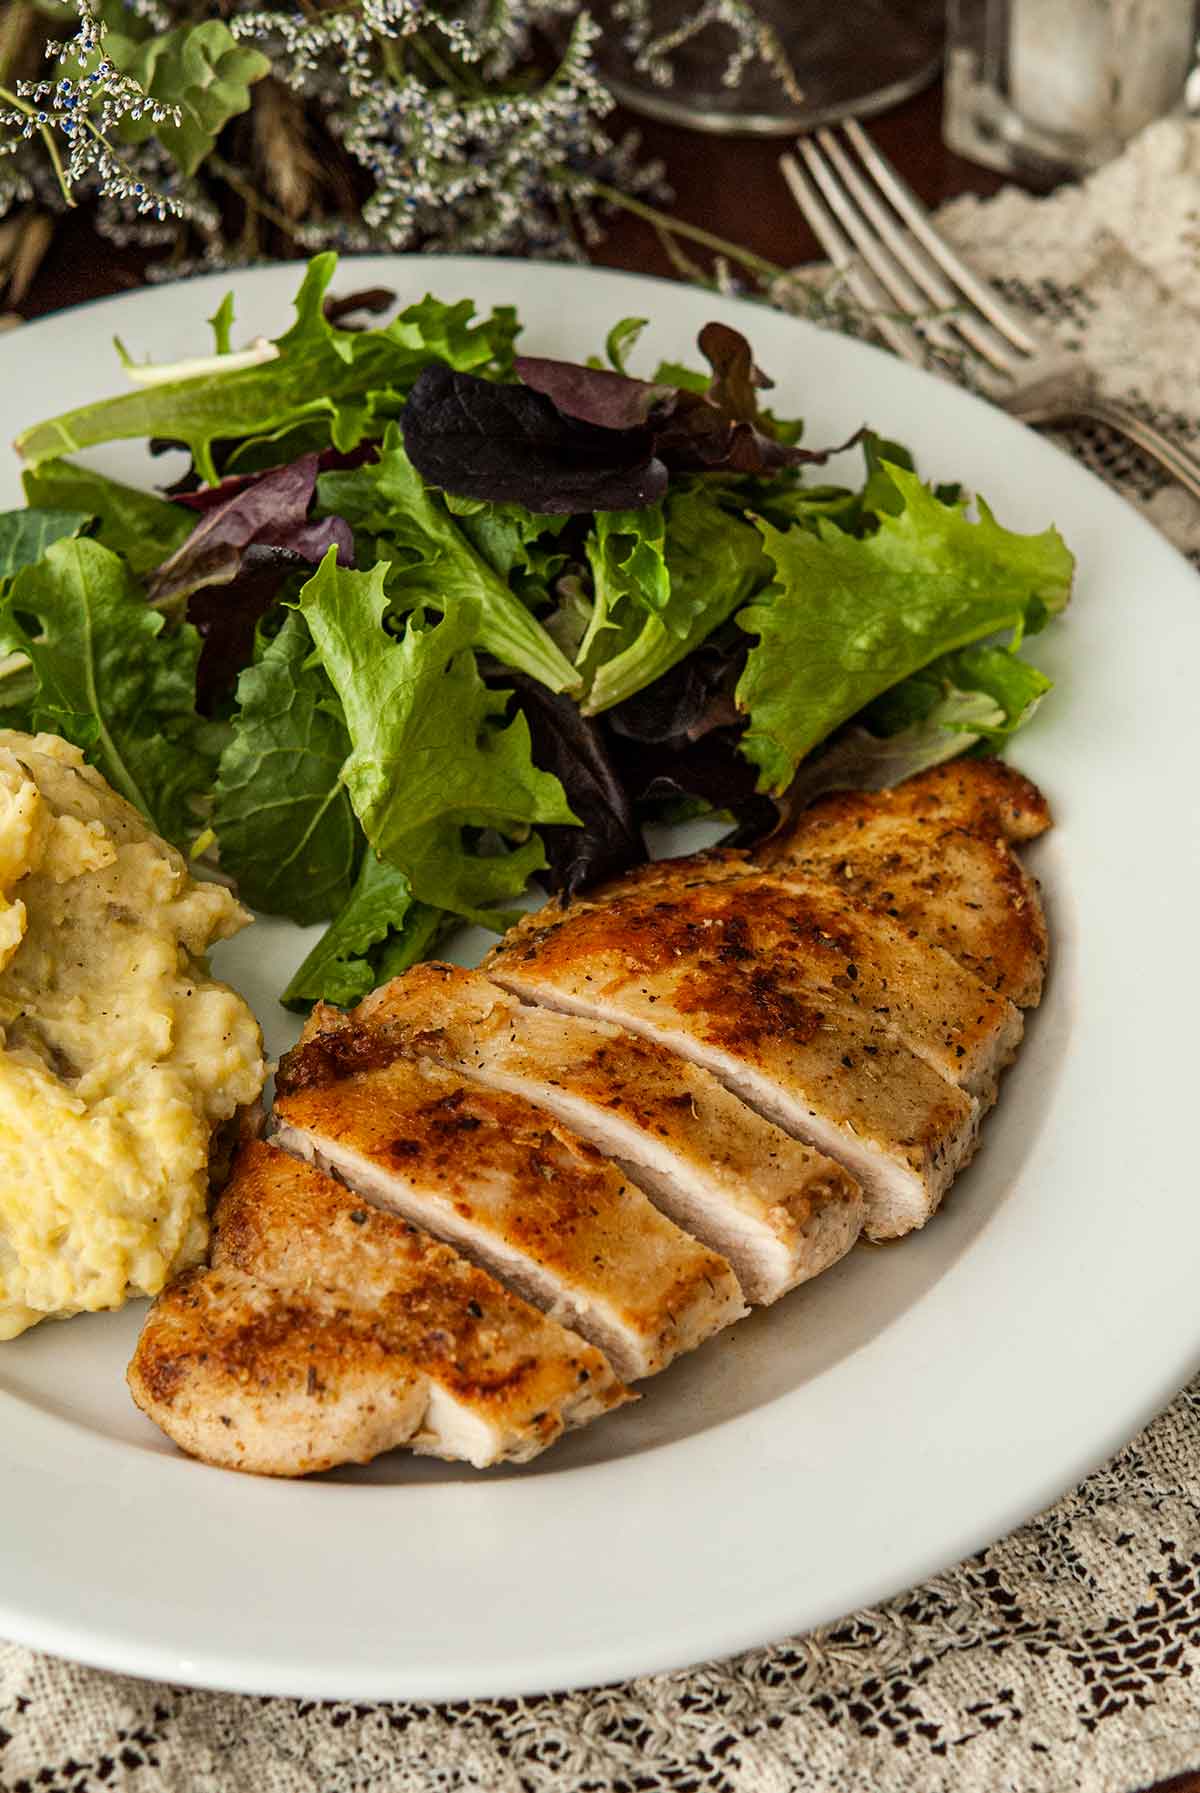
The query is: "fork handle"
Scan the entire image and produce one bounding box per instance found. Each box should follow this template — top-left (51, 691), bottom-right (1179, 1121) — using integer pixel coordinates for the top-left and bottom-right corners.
top-left (1014, 393), bottom-right (1200, 505)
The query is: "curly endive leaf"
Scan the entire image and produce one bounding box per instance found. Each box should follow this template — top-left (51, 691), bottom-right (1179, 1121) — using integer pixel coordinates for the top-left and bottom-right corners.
top-left (299, 552), bottom-right (576, 928)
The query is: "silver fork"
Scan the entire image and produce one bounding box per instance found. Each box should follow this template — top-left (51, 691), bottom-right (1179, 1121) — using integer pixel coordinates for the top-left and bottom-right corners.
top-left (780, 119), bottom-right (1200, 504)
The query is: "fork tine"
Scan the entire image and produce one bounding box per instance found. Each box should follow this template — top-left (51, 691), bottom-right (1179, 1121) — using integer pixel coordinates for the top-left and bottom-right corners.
top-left (795, 137), bottom-right (972, 369)
top-left (815, 127), bottom-right (1019, 377)
top-left (842, 118), bottom-right (1040, 356)
top-left (779, 152), bottom-right (927, 366)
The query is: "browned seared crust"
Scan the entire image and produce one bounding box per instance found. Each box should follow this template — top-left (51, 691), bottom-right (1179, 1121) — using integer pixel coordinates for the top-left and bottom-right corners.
top-left (510, 873), bottom-right (1020, 1099)
top-left (594, 761), bottom-right (1050, 1007)
top-left (128, 1266), bottom-right (433, 1477)
top-left (127, 1142), bottom-right (630, 1475)
top-left (760, 764), bottom-right (1049, 1008)
top-left (766, 819), bottom-right (1047, 1007)
top-left (274, 1040), bottom-right (745, 1378)
top-left (849, 758), bottom-right (1052, 842)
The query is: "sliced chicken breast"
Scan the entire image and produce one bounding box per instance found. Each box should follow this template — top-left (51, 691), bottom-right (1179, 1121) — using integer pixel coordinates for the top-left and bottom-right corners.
top-left (130, 1267), bottom-right (434, 1477)
top-left (127, 1142), bottom-right (628, 1475)
top-left (273, 1028), bottom-right (745, 1380)
top-left (355, 963), bottom-right (865, 1305)
top-left (487, 913), bottom-right (979, 1240)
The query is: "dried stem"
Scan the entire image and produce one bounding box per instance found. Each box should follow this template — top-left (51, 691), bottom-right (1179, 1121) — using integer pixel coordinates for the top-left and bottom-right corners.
top-left (567, 173), bottom-right (787, 287)
top-left (0, 83), bottom-right (74, 209)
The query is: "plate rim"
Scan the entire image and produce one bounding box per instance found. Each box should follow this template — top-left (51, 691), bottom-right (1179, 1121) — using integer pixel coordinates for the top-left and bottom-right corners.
top-left (1, 252), bottom-right (1198, 1701)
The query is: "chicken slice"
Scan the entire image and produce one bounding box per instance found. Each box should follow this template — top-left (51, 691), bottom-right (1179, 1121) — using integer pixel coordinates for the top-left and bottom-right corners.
top-left (486, 909), bottom-right (979, 1240)
top-left (127, 1142), bottom-right (629, 1475)
top-left (599, 761), bottom-right (1050, 1008)
top-left (355, 963), bottom-right (865, 1305)
top-left (844, 757), bottom-right (1052, 841)
top-left (758, 760), bottom-right (1051, 1006)
top-left (273, 1031), bottom-right (745, 1381)
top-left (130, 1266), bottom-right (433, 1477)
top-left (565, 873), bottom-right (1019, 1100)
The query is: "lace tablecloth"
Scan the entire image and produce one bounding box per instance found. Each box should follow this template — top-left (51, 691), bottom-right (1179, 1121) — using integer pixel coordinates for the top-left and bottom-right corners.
top-left (5, 118), bottom-right (1200, 1793)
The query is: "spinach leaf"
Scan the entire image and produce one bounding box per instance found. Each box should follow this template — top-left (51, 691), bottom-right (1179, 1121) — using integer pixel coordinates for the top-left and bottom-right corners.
top-left (213, 612), bottom-right (360, 923)
top-left (3, 538), bottom-right (212, 844)
top-left (0, 507), bottom-right (90, 579)
top-left (22, 459), bottom-right (193, 575)
top-left (281, 850), bottom-right (448, 1010)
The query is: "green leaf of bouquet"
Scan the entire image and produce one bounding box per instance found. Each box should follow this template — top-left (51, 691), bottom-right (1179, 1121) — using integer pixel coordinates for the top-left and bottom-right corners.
top-left (108, 21), bottom-right (270, 176)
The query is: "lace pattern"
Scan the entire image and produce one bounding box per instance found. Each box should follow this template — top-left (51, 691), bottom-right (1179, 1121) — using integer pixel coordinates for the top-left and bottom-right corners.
top-left (5, 117), bottom-right (1200, 1793)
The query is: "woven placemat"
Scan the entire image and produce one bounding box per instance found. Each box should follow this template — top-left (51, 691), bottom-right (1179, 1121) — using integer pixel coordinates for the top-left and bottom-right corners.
top-left (5, 117), bottom-right (1200, 1793)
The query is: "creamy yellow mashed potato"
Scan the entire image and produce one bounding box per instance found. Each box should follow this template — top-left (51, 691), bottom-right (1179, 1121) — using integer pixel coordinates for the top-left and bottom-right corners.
top-left (0, 731), bottom-right (265, 1340)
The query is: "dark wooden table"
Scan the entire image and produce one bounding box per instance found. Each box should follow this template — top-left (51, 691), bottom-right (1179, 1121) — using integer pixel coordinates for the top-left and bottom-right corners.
top-left (13, 75), bottom-right (1198, 1793)
top-left (16, 79), bottom-right (1004, 321)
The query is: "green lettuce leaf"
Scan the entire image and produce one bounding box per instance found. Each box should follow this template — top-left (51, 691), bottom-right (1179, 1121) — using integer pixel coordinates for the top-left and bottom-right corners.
top-left (585, 503), bottom-right (670, 625)
top-left (0, 506), bottom-right (90, 578)
top-left (736, 464), bottom-right (1074, 791)
top-left (21, 460), bottom-right (193, 575)
top-left (865, 643), bottom-right (1052, 742)
top-left (298, 552), bottom-right (577, 927)
top-left (2, 538), bottom-right (213, 844)
top-left (442, 492), bottom-right (569, 596)
top-left (281, 850), bottom-right (449, 1010)
top-left (775, 688), bottom-right (1012, 821)
top-left (16, 254), bottom-right (520, 485)
top-left (605, 317), bottom-right (650, 375)
top-left (316, 426), bottom-right (580, 693)
top-left (581, 482), bottom-right (770, 715)
top-left (213, 612), bottom-right (361, 923)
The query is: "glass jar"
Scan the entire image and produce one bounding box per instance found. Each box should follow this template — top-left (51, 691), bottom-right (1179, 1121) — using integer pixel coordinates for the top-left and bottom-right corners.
top-left (945, 0), bottom-right (1199, 179)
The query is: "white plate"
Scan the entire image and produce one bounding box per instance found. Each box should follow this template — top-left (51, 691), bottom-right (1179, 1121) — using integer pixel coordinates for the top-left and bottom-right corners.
top-left (0, 257), bottom-right (1196, 1703)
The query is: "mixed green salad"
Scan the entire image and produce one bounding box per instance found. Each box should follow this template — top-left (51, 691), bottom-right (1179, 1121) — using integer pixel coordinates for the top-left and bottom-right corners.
top-left (2, 252), bottom-right (1074, 1008)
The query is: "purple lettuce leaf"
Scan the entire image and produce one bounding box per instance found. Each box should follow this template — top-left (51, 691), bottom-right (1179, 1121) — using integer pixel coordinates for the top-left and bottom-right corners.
top-left (514, 356), bottom-right (676, 430)
top-left (400, 365), bottom-right (669, 514)
top-left (490, 664), bottom-right (646, 898)
top-left (148, 453), bottom-right (355, 709)
top-left (519, 321), bottom-right (851, 482)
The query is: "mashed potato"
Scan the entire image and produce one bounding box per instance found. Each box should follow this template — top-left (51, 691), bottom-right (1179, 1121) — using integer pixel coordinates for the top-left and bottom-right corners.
top-left (0, 731), bottom-right (265, 1340)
